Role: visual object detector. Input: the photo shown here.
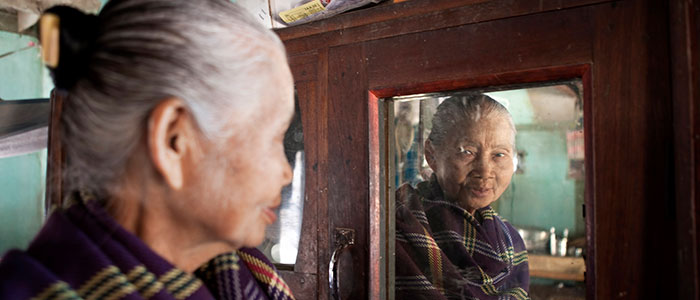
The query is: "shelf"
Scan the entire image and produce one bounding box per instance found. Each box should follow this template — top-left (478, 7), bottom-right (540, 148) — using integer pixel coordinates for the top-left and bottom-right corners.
top-left (528, 254), bottom-right (585, 282)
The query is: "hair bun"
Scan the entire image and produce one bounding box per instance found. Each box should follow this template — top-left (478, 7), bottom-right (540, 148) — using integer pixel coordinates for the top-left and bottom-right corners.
top-left (42, 6), bottom-right (99, 90)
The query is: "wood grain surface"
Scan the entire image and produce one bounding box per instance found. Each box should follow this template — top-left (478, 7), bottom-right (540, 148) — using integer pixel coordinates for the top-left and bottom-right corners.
top-left (277, 0), bottom-right (680, 299)
top-left (671, 0), bottom-right (700, 299)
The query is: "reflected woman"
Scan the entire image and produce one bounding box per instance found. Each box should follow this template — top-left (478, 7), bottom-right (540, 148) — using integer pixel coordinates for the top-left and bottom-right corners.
top-left (395, 95), bottom-right (529, 299)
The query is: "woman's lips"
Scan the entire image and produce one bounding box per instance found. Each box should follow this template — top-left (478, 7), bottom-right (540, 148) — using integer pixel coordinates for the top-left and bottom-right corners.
top-left (470, 187), bottom-right (491, 197)
top-left (263, 207), bottom-right (278, 224)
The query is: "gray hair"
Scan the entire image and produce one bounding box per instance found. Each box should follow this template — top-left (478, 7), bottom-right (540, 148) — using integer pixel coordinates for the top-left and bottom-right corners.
top-left (428, 94), bottom-right (516, 149)
top-left (55, 0), bottom-right (287, 200)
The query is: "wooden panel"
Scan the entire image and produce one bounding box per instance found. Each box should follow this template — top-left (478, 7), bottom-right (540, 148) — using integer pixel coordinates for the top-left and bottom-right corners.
top-left (277, 0), bottom-right (613, 43)
top-left (279, 0), bottom-right (681, 299)
top-left (46, 89), bottom-right (65, 213)
top-left (279, 271), bottom-right (318, 299)
top-left (315, 48), bottom-right (331, 300)
top-left (591, 1), bottom-right (674, 299)
top-left (288, 48), bottom-right (332, 299)
top-left (294, 79), bottom-right (319, 275)
top-left (287, 50), bottom-right (328, 300)
top-left (356, 1), bottom-right (673, 299)
top-left (279, 0), bottom-right (608, 55)
top-left (365, 8), bottom-right (592, 90)
top-left (327, 42), bottom-right (369, 299)
top-left (289, 51), bottom-right (320, 83)
top-left (369, 65), bottom-right (591, 99)
top-left (671, 0), bottom-right (700, 298)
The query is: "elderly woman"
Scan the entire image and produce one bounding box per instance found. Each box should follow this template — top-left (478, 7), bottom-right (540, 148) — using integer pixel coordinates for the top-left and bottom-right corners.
top-left (395, 95), bottom-right (529, 300)
top-left (0, 1), bottom-right (296, 299)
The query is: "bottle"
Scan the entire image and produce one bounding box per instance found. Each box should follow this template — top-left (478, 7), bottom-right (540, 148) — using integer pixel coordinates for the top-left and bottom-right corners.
top-left (549, 227), bottom-right (557, 256)
top-left (559, 228), bottom-right (569, 256)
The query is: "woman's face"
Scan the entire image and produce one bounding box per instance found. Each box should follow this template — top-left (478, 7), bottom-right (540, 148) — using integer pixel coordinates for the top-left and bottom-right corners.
top-left (426, 114), bottom-right (515, 214)
top-left (183, 49), bottom-right (294, 249)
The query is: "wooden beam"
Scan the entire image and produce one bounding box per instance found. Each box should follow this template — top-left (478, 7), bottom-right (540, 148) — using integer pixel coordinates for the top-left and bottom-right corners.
top-left (671, 0), bottom-right (700, 298)
top-left (275, 0), bottom-right (615, 42)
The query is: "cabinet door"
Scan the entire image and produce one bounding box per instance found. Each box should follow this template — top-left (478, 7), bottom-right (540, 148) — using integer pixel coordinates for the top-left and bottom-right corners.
top-left (273, 53), bottom-right (326, 299)
top-left (279, 0), bottom-right (675, 299)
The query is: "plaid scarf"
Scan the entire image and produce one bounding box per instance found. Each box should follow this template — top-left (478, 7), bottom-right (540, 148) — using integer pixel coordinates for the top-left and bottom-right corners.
top-left (0, 195), bottom-right (295, 300)
top-left (395, 177), bottom-right (530, 300)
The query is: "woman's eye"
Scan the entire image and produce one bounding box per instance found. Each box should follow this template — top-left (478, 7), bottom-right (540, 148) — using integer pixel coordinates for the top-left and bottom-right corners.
top-left (494, 153), bottom-right (506, 158)
top-left (458, 147), bottom-right (474, 155)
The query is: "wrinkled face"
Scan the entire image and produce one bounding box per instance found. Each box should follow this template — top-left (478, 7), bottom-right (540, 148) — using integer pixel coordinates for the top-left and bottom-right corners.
top-left (426, 114), bottom-right (515, 214)
top-left (184, 48), bottom-right (294, 249)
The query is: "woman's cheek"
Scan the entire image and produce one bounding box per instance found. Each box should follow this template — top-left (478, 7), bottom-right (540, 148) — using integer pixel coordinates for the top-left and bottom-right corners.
top-left (450, 162), bottom-right (470, 180)
top-left (494, 158), bottom-right (511, 171)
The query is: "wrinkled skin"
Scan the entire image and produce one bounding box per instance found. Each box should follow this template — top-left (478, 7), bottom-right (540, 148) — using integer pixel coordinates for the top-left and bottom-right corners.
top-left (425, 114), bottom-right (515, 214)
top-left (110, 47), bottom-right (295, 272)
top-left (182, 49), bottom-right (295, 249)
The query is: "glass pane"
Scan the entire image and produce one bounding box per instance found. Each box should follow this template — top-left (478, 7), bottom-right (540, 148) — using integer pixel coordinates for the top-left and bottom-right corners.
top-left (389, 81), bottom-right (586, 300)
top-left (257, 95), bottom-right (305, 266)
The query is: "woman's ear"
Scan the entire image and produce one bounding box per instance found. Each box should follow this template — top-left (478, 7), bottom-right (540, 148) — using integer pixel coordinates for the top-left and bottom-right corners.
top-left (147, 98), bottom-right (193, 190)
top-left (424, 139), bottom-right (438, 171)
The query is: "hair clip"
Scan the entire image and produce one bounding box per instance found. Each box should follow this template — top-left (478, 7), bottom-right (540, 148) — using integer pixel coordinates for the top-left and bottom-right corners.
top-left (40, 13), bottom-right (60, 68)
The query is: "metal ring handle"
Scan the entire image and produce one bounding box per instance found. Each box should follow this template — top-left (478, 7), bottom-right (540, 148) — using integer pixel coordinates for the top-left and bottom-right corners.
top-left (329, 228), bottom-right (355, 300)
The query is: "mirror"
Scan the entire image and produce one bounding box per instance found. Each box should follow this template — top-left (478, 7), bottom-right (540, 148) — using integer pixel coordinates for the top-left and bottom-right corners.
top-left (257, 94), bottom-right (305, 266)
top-left (386, 80), bottom-right (586, 300)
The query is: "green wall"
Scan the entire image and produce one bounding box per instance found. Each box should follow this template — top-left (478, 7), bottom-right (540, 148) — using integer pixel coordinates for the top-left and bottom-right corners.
top-left (0, 31), bottom-right (53, 254)
top-left (497, 130), bottom-right (582, 236)
top-left (0, 150), bottom-right (47, 254)
top-left (0, 32), bottom-right (51, 100)
top-left (488, 89), bottom-right (585, 237)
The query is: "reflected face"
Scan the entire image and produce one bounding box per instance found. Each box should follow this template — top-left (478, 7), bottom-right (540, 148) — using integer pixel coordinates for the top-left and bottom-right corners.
top-left (185, 48), bottom-right (294, 249)
top-left (426, 114), bottom-right (515, 214)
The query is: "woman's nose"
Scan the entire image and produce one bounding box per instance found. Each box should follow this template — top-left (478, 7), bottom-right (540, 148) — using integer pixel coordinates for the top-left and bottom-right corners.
top-left (471, 155), bottom-right (493, 178)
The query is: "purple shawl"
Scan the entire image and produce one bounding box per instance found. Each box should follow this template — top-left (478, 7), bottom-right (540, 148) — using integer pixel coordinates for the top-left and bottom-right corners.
top-left (395, 178), bottom-right (530, 300)
top-left (0, 195), bottom-right (295, 300)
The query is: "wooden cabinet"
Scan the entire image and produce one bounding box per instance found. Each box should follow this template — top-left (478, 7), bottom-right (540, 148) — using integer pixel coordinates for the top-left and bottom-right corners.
top-left (274, 0), bottom-right (697, 299)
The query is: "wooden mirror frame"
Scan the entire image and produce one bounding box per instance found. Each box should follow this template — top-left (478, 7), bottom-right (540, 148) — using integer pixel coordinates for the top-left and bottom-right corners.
top-left (369, 65), bottom-right (593, 299)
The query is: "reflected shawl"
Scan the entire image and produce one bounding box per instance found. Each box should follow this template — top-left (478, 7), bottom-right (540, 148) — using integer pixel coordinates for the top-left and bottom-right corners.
top-left (0, 195), bottom-right (295, 300)
top-left (395, 177), bottom-right (530, 300)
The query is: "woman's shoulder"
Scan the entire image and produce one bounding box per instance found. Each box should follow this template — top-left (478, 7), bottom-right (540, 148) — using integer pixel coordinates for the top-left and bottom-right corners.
top-left (394, 185), bottom-right (414, 213)
top-left (396, 178), bottom-right (439, 198)
top-left (0, 249), bottom-right (63, 298)
top-left (396, 182), bottom-right (432, 208)
top-left (396, 182), bottom-right (418, 200)
top-left (497, 217), bottom-right (528, 251)
top-left (0, 207), bottom-right (98, 297)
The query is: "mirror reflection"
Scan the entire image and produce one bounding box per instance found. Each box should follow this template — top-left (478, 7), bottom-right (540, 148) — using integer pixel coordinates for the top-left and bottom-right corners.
top-left (390, 81), bottom-right (585, 300)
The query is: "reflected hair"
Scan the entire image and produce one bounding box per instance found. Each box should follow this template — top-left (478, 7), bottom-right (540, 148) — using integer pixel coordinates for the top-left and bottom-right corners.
top-left (428, 94), bottom-right (516, 149)
top-left (47, 0), bottom-right (287, 201)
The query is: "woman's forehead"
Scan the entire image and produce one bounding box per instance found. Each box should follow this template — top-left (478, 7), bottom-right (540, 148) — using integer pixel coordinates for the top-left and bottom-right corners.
top-left (452, 135), bottom-right (514, 147)
top-left (441, 116), bottom-right (515, 144)
top-left (451, 115), bottom-right (513, 133)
